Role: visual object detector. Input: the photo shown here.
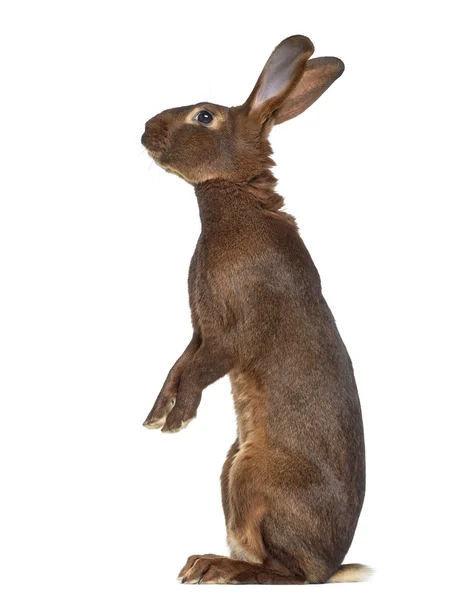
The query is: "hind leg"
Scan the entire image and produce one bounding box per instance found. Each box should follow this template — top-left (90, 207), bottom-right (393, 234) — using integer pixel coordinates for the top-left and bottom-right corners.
top-left (178, 440), bottom-right (303, 584)
top-left (180, 443), bottom-right (305, 584)
top-left (181, 439), bottom-right (334, 584)
top-left (223, 445), bottom-right (336, 584)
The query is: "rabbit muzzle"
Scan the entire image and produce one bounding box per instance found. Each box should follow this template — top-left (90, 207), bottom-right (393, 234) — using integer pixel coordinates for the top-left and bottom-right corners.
top-left (141, 117), bottom-right (169, 159)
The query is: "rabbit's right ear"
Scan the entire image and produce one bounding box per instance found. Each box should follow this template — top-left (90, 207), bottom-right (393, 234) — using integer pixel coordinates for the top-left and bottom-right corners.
top-left (243, 35), bottom-right (315, 124)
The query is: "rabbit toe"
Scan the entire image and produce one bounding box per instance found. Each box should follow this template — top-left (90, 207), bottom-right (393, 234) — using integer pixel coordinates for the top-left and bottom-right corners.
top-left (143, 397), bottom-right (175, 429)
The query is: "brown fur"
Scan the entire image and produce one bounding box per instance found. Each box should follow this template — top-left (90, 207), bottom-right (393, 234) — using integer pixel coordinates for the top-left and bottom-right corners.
top-left (141, 35), bottom-right (369, 584)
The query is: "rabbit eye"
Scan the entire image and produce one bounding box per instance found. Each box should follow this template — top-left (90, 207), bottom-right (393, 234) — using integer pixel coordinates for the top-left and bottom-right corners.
top-left (196, 110), bottom-right (214, 125)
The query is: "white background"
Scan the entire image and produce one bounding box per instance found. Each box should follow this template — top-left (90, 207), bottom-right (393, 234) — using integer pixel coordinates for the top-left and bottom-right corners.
top-left (1, 1), bottom-right (458, 598)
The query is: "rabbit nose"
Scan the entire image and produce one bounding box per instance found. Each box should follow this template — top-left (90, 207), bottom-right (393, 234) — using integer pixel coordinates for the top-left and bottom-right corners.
top-left (142, 118), bottom-right (168, 151)
top-left (141, 130), bottom-right (151, 147)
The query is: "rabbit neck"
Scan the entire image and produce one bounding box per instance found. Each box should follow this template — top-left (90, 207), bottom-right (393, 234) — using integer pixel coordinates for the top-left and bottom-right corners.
top-left (194, 170), bottom-right (295, 232)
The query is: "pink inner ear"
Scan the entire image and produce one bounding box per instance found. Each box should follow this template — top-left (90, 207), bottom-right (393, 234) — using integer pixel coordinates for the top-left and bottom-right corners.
top-left (254, 44), bottom-right (301, 107)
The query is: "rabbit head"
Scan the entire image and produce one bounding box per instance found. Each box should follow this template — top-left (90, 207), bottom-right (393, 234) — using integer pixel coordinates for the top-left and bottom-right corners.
top-left (141, 35), bottom-right (344, 185)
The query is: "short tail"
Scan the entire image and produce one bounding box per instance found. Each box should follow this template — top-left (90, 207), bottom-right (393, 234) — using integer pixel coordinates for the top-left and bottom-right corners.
top-left (327, 563), bottom-right (372, 583)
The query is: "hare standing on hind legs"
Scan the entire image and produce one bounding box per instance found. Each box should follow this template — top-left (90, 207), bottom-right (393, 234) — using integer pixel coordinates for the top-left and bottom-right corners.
top-left (142, 35), bottom-right (369, 585)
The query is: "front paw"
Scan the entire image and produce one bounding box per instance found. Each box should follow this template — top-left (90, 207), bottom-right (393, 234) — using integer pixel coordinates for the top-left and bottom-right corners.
top-left (160, 391), bottom-right (201, 433)
top-left (143, 395), bottom-right (176, 430)
top-left (160, 406), bottom-right (196, 433)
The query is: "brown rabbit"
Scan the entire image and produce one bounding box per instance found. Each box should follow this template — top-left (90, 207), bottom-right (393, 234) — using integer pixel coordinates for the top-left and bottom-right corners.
top-left (141, 35), bottom-right (368, 585)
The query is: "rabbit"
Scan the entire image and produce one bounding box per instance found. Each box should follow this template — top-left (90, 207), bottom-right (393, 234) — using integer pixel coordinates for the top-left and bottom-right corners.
top-left (141, 34), bottom-right (369, 585)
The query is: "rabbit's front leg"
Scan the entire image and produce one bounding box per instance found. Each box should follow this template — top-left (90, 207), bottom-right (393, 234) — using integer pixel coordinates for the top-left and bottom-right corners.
top-left (143, 333), bottom-right (201, 429)
top-left (161, 343), bottom-right (232, 433)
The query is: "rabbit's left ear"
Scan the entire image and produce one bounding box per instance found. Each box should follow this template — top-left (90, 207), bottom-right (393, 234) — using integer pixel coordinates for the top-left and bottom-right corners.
top-left (244, 35), bottom-right (344, 125)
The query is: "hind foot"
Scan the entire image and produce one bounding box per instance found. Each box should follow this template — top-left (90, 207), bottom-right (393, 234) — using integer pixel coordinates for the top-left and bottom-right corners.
top-left (178, 554), bottom-right (305, 584)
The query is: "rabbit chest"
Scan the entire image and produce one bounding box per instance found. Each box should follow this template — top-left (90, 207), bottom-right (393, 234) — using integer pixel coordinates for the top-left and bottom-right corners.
top-left (190, 234), bottom-right (245, 337)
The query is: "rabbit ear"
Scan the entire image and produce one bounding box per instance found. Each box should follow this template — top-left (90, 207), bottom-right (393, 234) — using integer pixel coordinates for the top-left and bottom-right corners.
top-left (244, 35), bottom-right (315, 122)
top-left (272, 57), bottom-right (345, 125)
